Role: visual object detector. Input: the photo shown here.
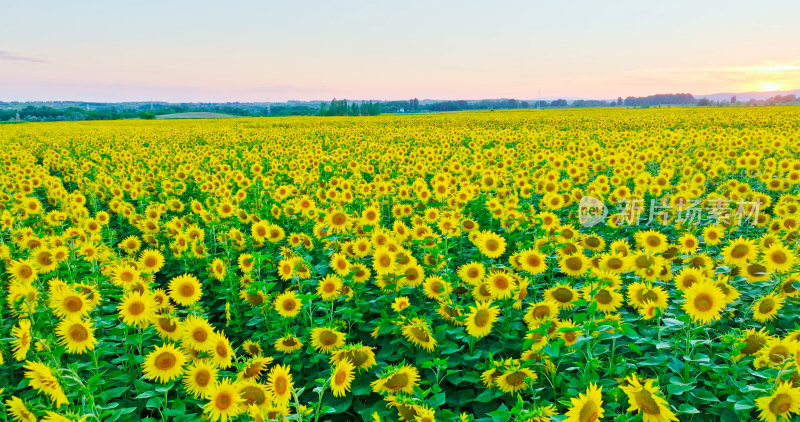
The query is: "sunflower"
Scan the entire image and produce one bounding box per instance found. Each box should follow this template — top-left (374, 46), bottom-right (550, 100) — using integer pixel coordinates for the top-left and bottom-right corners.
top-left (753, 293), bottom-right (785, 323)
top-left (138, 249), bottom-right (165, 274)
top-left (326, 208), bottom-right (351, 234)
top-left (310, 327), bottom-right (346, 354)
top-left (391, 296), bottom-right (411, 312)
top-left (755, 338), bottom-right (799, 368)
top-left (465, 301), bottom-right (500, 339)
top-left (544, 283), bottom-right (579, 309)
top-left (239, 357), bottom-right (273, 381)
top-left (236, 381), bottom-right (270, 410)
top-left (330, 359), bottom-right (355, 397)
top-left (153, 315), bottom-right (182, 341)
top-left (31, 247), bottom-right (58, 274)
top-left (168, 273), bottom-right (203, 306)
top-left (557, 319), bottom-right (583, 347)
top-left (210, 332), bottom-right (234, 369)
top-left (674, 266), bottom-right (706, 291)
top-left (564, 383), bottom-right (604, 422)
top-left (4, 396), bottom-right (37, 422)
top-left (56, 319), bottom-right (97, 354)
top-left (755, 381), bottom-right (800, 422)
top-left (8, 259), bottom-right (38, 283)
top-left (485, 270), bottom-right (517, 299)
top-left (682, 280), bottom-right (726, 324)
top-left (627, 282), bottom-right (669, 310)
top-left (275, 335), bottom-right (304, 354)
top-left (23, 361), bottom-right (69, 406)
top-left (204, 378), bottom-right (243, 422)
top-left (266, 364), bottom-right (294, 406)
top-left (401, 318), bottom-right (437, 352)
top-left (11, 319), bottom-right (32, 361)
top-left (372, 247), bottom-right (397, 276)
top-left (458, 262), bottom-right (486, 285)
top-left (371, 365), bottom-right (420, 395)
top-left (475, 231), bottom-right (507, 259)
top-left (761, 242), bottom-right (796, 273)
top-left (523, 301), bottom-right (559, 327)
top-left (274, 290), bottom-right (302, 318)
top-left (702, 225), bottom-right (724, 245)
top-left (495, 366), bottom-right (537, 394)
top-left (677, 233), bottom-right (699, 254)
top-left (242, 340), bottom-right (263, 357)
top-left (518, 249), bottom-right (547, 274)
top-left (142, 343), bottom-right (187, 384)
top-left (559, 253), bottom-right (590, 277)
top-left (330, 344), bottom-right (377, 372)
top-left (598, 252), bottom-right (628, 273)
top-left (585, 287), bottom-right (623, 313)
top-left (721, 237), bottom-right (758, 265)
top-left (636, 230), bottom-right (669, 253)
top-left (317, 275), bottom-right (343, 301)
top-left (210, 258), bottom-right (226, 281)
top-left (184, 360), bottom-right (219, 398)
top-left (182, 315), bottom-right (216, 351)
top-left (49, 289), bottom-right (91, 320)
top-left (620, 376), bottom-right (678, 422)
top-left (118, 290), bottom-right (156, 328)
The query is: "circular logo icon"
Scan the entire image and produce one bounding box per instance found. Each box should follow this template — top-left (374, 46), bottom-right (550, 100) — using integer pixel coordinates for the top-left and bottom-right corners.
top-left (578, 196), bottom-right (607, 228)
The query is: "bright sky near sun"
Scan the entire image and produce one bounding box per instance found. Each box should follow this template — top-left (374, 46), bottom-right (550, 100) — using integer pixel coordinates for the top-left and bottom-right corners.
top-left (1, 0), bottom-right (799, 102)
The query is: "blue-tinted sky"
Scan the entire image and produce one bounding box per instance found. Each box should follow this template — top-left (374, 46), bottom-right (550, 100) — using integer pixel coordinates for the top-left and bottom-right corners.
top-left (2, 0), bottom-right (799, 101)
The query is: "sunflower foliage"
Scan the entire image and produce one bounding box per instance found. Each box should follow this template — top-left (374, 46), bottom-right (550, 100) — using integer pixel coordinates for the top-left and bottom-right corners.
top-left (0, 108), bottom-right (800, 422)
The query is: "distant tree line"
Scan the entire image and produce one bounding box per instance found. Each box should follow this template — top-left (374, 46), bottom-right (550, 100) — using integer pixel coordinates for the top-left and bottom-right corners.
top-left (3, 93), bottom-right (799, 122)
top-left (319, 99), bottom-right (381, 116)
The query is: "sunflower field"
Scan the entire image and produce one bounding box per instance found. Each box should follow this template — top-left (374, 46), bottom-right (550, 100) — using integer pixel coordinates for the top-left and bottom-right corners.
top-left (1, 107), bottom-right (800, 422)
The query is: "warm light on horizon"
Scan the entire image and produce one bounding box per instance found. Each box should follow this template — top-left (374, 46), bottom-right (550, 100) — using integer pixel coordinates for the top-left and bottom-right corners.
top-left (751, 81), bottom-right (790, 92)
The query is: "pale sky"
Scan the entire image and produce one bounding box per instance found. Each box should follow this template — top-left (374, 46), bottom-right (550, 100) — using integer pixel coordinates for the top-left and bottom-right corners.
top-left (2, 0), bottom-right (799, 102)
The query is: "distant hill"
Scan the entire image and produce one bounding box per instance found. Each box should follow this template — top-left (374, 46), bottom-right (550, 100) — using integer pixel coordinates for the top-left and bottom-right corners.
top-left (155, 112), bottom-right (239, 119)
top-left (697, 89), bottom-right (800, 102)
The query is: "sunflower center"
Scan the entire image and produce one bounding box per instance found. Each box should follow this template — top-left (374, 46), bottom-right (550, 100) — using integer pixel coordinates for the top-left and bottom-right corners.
top-left (552, 287), bottom-right (574, 303)
top-left (769, 393), bottom-right (793, 414)
top-left (607, 258), bottom-right (623, 270)
top-left (283, 337), bottom-right (297, 347)
top-left (565, 257), bottom-right (583, 271)
top-left (64, 296), bottom-right (83, 312)
top-left (586, 237), bottom-right (600, 248)
top-left (759, 298), bottom-right (776, 314)
top-left (242, 386), bottom-right (266, 405)
top-left (384, 373), bottom-right (409, 390)
top-left (216, 343), bottom-right (228, 358)
top-left (533, 305), bottom-right (551, 319)
top-left (467, 268), bottom-right (480, 278)
top-left (195, 369), bottom-right (210, 386)
top-left (282, 299), bottom-right (297, 311)
top-left (633, 390), bottom-right (661, 414)
top-left (596, 289), bottom-right (613, 305)
top-left (332, 212), bottom-right (347, 226)
top-left (769, 345), bottom-right (789, 363)
top-left (215, 391), bottom-right (233, 410)
top-left (493, 276), bottom-right (509, 290)
top-left (335, 368), bottom-right (348, 385)
top-left (474, 309), bottom-right (490, 327)
top-left (579, 401), bottom-right (599, 422)
top-left (180, 284), bottom-right (195, 297)
top-left (19, 265), bottom-right (33, 279)
top-left (69, 324), bottom-right (89, 341)
top-left (410, 326), bottom-right (430, 342)
top-left (129, 301), bottom-right (145, 316)
top-left (730, 244), bottom-right (750, 259)
top-left (193, 328), bottom-right (209, 343)
top-left (505, 371), bottom-right (526, 386)
top-left (485, 239), bottom-right (500, 252)
top-left (274, 376), bottom-right (288, 395)
top-left (693, 294), bottom-right (713, 312)
top-left (351, 350), bottom-right (368, 366)
top-left (320, 330), bottom-right (338, 346)
top-left (158, 317), bottom-right (177, 333)
top-left (155, 352), bottom-right (176, 370)
top-left (771, 251), bottom-right (787, 264)
top-left (379, 255), bottom-right (392, 267)
top-left (646, 236), bottom-right (661, 247)
top-left (144, 257), bottom-right (157, 267)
